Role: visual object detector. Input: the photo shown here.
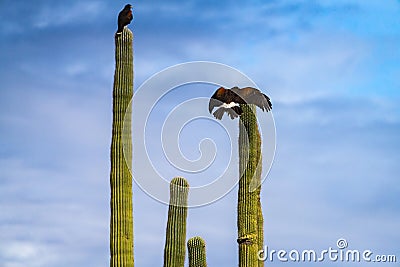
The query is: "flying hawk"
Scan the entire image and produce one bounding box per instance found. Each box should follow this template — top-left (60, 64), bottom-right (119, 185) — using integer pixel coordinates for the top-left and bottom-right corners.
top-left (116, 4), bottom-right (133, 35)
top-left (209, 86), bottom-right (272, 120)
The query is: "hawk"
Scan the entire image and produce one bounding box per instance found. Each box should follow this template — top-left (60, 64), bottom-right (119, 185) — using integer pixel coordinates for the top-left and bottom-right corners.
top-left (116, 4), bottom-right (133, 35)
top-left (209, 86), bottom-right (272, 120)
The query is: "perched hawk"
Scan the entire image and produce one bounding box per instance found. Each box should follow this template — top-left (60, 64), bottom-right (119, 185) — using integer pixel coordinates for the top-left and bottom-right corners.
top-left (209, 86), bottom-right (272, 120)
top-left (116, 4), bottom-right (133, 35)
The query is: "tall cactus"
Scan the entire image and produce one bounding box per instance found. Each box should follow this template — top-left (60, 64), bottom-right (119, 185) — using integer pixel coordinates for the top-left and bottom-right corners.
top-left (187, 236), bottom-right (208, 267)
top-left (237, 104), bottom-right (263, 267)
top-left (110, 27), bottom-right (134, 267)
top-left (163, 177), bottom-right (189, 267)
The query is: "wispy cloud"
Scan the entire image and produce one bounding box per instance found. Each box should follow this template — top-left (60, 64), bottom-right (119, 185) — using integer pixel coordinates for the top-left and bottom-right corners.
top-left (32, 1), bottom-right (105, 29)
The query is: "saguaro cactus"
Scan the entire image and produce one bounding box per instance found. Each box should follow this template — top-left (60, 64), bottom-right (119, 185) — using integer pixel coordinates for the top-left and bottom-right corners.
top-left (237, 104), bottom-right (264, 267)
top-left (110, 27), bottom-right (134, 267)
top-left (163, 177), bottom-right (189, 267)
top-left (187, 236), bottom-right (208, 267)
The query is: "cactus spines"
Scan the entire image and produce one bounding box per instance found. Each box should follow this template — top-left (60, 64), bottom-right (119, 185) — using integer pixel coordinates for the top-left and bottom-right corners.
top-left (237, 104), bottom-right (263, 267)
top-left (163, 177), bottom-right (189, 267)
top-left (110, 27), bottom-right (134, 267)
top-left (187, 236), bottom-right (208, 267)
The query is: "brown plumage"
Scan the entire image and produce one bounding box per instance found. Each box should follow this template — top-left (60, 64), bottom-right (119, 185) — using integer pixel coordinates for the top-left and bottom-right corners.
top-left (208, 86), bottom-right (272, 120)
top-left (116, 4), bottom-right (133, 35)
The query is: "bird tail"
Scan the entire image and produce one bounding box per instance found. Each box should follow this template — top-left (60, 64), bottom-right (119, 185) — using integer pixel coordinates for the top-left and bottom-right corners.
top-left (212, 108), bottom-right (226, 120)
top-left (213, 107), bottom-right (242, 120)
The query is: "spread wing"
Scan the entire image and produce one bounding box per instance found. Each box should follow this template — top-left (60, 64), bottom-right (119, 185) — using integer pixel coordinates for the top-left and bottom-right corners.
top-left (209, 86), bottom-right (272, 120)
top-left (239, 87), bottom-right (272, 112)
top-left (209, 87), bottom-right (226, 113)
top-left (251, 92), bottom-right (272, 112)
top-left (208, 98), bottom-right (223, 113)
top-left (230, 86), bottom-right (246, 104)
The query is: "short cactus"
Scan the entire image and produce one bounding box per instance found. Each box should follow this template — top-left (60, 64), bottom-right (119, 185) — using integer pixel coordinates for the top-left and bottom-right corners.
top-left (187, 236), bottom-right (207, 267)
top-left (237, 104), bottom-right (264, 267)
top-left (163, 177), bottom-right (189, 267)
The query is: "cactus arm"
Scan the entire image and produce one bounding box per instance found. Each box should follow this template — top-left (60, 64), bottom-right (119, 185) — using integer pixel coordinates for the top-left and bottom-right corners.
top-left (110, 27), bottom-right (134, 267)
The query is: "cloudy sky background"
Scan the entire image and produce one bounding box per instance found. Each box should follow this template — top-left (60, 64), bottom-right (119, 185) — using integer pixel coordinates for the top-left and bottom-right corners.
top-left (1, 0), bottom-right (399, 266)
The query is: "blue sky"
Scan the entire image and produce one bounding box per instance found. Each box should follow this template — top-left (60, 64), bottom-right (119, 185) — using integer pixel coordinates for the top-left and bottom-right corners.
top-left (1, 0), bottom-right (399, 266)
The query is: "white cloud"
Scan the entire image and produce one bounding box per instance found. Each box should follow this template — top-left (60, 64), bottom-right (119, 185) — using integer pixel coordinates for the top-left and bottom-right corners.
top-left (0, 241), bottom-right (60, 267)
top-left (33, 1), bottom-right (104, 29)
